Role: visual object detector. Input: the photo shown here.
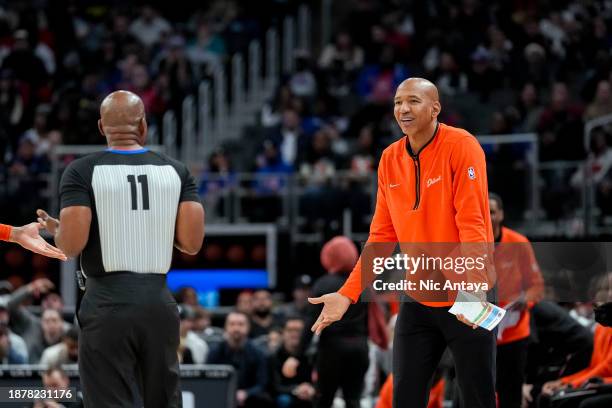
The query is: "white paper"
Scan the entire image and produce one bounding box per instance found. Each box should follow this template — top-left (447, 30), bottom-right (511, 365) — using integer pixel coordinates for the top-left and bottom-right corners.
top-left (448, 291), bottom-right (507, 331)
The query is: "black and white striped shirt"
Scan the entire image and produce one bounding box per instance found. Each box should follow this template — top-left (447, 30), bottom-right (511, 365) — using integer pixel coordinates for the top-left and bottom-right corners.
top-left (59, 148), bottom-right (200, 277)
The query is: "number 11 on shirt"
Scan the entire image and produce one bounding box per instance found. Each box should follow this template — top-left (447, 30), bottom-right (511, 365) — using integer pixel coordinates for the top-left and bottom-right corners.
top-left (127, 175), bottom-right (150, 210)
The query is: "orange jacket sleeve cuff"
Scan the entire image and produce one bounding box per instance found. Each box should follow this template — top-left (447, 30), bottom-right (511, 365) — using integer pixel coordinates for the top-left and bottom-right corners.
top-left (0, 224), bottom-right (12, 241)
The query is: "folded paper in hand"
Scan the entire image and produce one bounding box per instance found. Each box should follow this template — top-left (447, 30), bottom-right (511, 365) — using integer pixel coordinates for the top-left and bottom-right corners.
top-left (448, 291), bottom-right (506, 331)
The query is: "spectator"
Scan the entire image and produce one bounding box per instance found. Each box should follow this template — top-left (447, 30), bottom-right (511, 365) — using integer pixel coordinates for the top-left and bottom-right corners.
top-left (570, 131), bottom-right (612, 199)
top-left (252, 140), bottom-right (293, 196)
top-left (356, 45), bottom-right (409, 104)
top-left (277, 275), bottom-right (312, 321)
top-left (584, 80), bottom-right (612, 122)
top-left (236, 291), bottom-right (254, 315)
top-left (261, 86), bottom-right (296, 129)
top-left (175, 286), bottom-right (199, 306)
top-left (468, 46), bottom-right (499, 101)
top-left (0, 324), bottom-right (26, 364)
top-left (199, 149), bottom-right (236, 219)
top-left (207, 311), bottom-right (272, 407)
top-left (1, 29), bottom-right (48, 92)
top-left (318, 32), bottom-right (364, 72)
top-left (538, 82), bottom-right (585, 161)
top-left (20, 104), bottom-right (61, 158)
top-left (33, 366), bottom-right (84, 408)
top-left (270, 317), bottom-right (314, 408)
top-left (349, 124), bottom-right (376, 177)
top-left (40, 327), bottom-right (79, 366)
top-left (110, 13), bottom-right (139, 59)
top-left (128, 64), bottom-right (166, 119)
top-left (514, 82), bottom-right (543, 133)
top-left (5, 279), bottom-right (71, 362)
top-left (155, 35), bottom-right (194, 113)
top-left (249, 289), bottom-right (283, 339)
top-left (288, 52), bottom-right (317, 100)
top-left (192, 306), bottom-right (217, 337)
top-left (177, 304), bottom-right (208, 364)
top-left (186, 20), bottom-right (226, 72)
top-left (28, 309), bottom-right (67, 364)
top-left (0, 305), bottom-right (28, 361)
top-left (0, 69), bottom-right (25, 152)
top-left (433, 52), bottom-right (468, 97)
top-left (129, 6), bottom-right (171, 49)
top-left (270, 108), bottom-right (306, 168)
top-left (299, 128), bottom-right (340, 182)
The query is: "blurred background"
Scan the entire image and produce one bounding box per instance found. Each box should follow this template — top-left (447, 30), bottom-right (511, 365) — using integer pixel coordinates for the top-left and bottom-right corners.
top-left (0, 0), bottom-right (611, 407)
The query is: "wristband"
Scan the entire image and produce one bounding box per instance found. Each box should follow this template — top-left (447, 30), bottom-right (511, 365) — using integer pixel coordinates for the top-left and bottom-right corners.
top-left (0, 224), bottom-right (12, 241)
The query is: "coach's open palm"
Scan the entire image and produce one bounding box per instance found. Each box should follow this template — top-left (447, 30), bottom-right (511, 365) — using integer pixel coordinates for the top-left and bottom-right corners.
top-left (308, 292), bottom-right (352, 335)
top-left (12, 222), bottom-right (66, 261)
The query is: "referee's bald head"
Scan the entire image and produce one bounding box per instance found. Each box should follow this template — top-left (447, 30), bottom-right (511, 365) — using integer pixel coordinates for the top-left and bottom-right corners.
top-left (98, 90), bottom-right (147, 146)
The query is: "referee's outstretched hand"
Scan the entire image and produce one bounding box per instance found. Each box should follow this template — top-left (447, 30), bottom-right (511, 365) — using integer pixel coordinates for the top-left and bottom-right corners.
top-left (308, 292), bottom-right (351, 335)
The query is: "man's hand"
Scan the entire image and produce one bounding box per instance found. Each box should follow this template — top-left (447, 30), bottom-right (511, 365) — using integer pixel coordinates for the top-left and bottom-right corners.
top-left (541, 380), bottom-right (565, 396)
top-left (28, 278), bottom-right (55, 298)
top-left (37, 209), bottom-right (60, 236)
top-left (308, 292), bottom-right (351, 335)
top-left (293, 383), bottom-right (315, 400)
top-left (282, 356), bottom-right (300, 378)
top-left (456, 313), bottom-right (478, 329)
top-left (9, 222), bottom-right (66, 261)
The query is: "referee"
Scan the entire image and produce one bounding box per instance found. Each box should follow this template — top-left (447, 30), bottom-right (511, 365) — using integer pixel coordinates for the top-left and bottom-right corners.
top-left (38, 90), bottom-right (205, 407)
top-left (309, 78), bottom-right (496, 408)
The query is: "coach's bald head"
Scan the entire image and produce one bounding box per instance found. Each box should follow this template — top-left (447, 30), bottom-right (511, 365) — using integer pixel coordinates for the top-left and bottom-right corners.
top-left (396, 77), bottom-right (440, 102)
top-left (98, 90), bottom-right (147, 147)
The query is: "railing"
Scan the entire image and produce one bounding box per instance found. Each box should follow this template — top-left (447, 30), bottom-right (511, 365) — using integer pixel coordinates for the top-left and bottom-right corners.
top-left (197, 170), bottom-right (376, 242)
top-left (162, 5), bottom-right (312, 166)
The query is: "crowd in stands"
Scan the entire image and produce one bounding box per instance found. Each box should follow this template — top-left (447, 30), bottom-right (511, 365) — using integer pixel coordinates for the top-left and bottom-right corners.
top-left (0, 0), bottom-right (296, 226)
top-left (201, 0), bottom-right (612, 228)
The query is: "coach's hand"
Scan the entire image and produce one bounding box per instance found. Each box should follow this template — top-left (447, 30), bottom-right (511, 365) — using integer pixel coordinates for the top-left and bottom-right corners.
top-left (10, 222), bottom-right (67, 261)
top-left (37, 209), bottom-right (60, 236)
top-left (308, 292), bottom-right (351, 335)
top-left (456, 313), bottom-right (478, 329)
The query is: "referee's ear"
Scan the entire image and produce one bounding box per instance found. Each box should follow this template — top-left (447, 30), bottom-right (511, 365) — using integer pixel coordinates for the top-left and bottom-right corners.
top-left (139, 117), bottom-right (148, 145)
top-left (98, 119), bottom-right (105, 137)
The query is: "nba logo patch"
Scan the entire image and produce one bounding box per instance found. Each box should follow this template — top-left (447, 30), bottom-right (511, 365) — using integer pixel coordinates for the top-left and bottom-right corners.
top-left (467, 167), bottom-right (476, 180)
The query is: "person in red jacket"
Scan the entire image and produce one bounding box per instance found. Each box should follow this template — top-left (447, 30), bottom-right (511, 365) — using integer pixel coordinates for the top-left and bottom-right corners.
top-left (309, 78), bottom-right (496, 408)
top-left (0, 222), bottom-right (66, 260)
top-left (489, 193), bottom-right (544, 408)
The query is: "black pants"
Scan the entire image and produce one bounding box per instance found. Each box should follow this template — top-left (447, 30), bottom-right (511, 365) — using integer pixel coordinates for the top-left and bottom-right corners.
top-left (497, 338), bottom-right (529, 408)
top-left (393, 301), bottom-right (496, 408)
top-left (315, 336), bottom-right (369, 408)
top-left (78, 273), bottom-right (181, 408)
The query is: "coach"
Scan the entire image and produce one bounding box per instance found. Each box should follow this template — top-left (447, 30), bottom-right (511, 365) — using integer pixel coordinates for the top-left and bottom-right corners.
top-left (309, 78), bottom-right (496, 408)
top-left (38, 90), bottom-right (205, 407)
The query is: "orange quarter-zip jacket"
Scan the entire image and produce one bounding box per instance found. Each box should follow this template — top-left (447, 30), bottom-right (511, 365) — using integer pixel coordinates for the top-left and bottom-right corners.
top-left (338, 122), bottom-right (494, 306)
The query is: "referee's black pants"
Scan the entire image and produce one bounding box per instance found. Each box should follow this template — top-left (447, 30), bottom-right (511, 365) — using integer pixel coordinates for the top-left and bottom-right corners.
top-left (393, 301), bottom-right (496, 408)
top-left (77, 272), bottom-right (181, 408)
